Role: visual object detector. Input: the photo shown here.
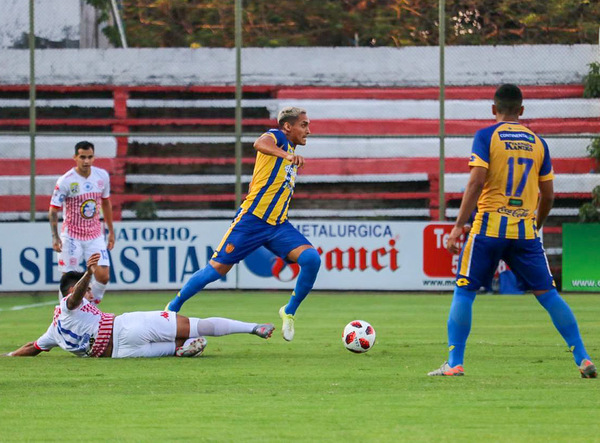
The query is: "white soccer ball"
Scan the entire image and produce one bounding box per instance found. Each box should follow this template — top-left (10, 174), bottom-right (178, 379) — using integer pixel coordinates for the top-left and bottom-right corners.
top-left (342, 320), bottom-right (376, 353)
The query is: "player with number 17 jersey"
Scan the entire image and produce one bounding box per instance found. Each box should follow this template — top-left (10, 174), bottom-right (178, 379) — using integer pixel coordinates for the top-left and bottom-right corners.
top-left (468, 122), bottom-right (554, 240)
top-left (429, 85), bottom-right (595, 379)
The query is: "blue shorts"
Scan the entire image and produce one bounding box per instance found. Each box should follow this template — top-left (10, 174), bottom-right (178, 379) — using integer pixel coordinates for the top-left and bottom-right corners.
top-left (211, 210), bottom-right (312, 265)
top-left (456, 233), bottom-right (555, 291)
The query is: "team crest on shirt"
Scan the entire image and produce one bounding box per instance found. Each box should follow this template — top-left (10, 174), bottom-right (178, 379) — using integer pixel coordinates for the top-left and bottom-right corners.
top-left (80, 199), bottom-right (97, 219)
top-left (225, 243), bottom-right (235, 254)
top-left (283, 164), bottom-right (297, 191)
top-left (70, 182), bottom-right (79, 194)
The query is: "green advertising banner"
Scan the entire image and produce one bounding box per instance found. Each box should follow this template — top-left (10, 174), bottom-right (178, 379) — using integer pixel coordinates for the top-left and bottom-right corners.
top-left (562, 223), bottom-right (600, 292)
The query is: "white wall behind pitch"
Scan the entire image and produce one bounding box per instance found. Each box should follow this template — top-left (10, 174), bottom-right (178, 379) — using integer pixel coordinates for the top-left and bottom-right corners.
top-left (0, 45), bottom-right (597, 86)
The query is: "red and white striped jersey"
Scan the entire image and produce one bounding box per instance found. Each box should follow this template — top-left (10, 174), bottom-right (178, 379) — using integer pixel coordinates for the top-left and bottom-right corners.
top-left (50, 167), bottom-right (110, 240)
top-left (34, 297), bottom-right (115, 358)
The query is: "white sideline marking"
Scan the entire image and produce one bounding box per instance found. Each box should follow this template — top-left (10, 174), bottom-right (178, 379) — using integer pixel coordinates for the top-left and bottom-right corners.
top-left (0, 300), bottom-right (56, 312)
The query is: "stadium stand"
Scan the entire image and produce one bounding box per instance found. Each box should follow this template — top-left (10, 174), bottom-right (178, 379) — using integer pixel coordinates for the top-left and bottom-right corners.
top-left (0, 84), bottom-right (598, 228)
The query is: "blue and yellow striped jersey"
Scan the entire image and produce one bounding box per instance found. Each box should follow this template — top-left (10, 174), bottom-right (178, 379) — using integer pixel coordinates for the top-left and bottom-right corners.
top-left (240, 129), bottom-right (298, 225)
top-left (468, 121), bottom-right (554, 239)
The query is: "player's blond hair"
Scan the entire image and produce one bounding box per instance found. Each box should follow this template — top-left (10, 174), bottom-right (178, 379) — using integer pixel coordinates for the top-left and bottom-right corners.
top-left (277, 107), bottom-right (307, 127)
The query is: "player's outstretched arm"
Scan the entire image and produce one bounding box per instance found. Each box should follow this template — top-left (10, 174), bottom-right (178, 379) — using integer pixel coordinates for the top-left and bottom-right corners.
top-left (66, 253), bottom-right (100, 310)
top-left (3, 342), bottom-right (43, 357)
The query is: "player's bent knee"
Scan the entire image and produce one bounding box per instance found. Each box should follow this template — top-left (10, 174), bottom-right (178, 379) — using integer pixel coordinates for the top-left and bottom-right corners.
top-left (297, 248), bottom-right (321, 274)
top-left (209, 260), bottom-right (233, 276)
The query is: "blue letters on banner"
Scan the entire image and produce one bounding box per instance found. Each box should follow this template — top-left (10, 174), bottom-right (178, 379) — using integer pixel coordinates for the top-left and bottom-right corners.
top-left (20, 247), bottom-right (40, 285)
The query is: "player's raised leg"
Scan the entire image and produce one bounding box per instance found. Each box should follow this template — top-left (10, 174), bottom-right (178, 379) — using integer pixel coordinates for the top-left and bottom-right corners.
top-left (165, 210), bottom-right (269, 313)
top-left (166, 261), bottom-right (227, 312)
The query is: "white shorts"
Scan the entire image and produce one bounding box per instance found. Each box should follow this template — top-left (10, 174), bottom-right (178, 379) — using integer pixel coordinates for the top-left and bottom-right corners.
top-left (58, 234), bottom-right (110, 272)
top-left (111, 311), bottom-right (177, 358)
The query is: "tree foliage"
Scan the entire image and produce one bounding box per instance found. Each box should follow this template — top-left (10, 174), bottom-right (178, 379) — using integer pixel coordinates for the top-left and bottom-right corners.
top-left (583, 62), bottom-right (600, 98)
top-left (91, 0), bottom-right (600, 47)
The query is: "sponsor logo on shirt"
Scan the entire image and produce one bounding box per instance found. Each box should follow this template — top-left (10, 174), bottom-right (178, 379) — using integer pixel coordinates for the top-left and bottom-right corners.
top-left (498, 131), bottom-right (535, 143)
top-left (70, 182), bottom-right (79, 194)
top-left (456, 277), bottom-right (471, 287)
top-left (497, 206), bottom-right (530, 218)
top-left (226, 243), bottom-right (235, 254)
top-left (83, 182), bottom-right (93, 192)
top-left (504, 141), bottom-right (533, 152)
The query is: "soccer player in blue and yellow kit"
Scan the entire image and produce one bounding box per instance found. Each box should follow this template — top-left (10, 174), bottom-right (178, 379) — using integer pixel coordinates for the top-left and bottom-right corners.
top-left (165, 107), bottom-right (321, 341)
top-left (429, 84), bottom-right (596, 378)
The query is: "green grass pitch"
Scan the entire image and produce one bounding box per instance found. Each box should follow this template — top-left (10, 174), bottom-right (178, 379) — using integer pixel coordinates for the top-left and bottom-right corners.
top-left (1, 291), bottom-right (599, 441)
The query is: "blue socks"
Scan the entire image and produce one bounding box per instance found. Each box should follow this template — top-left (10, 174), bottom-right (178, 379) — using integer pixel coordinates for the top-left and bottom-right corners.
top-left (445, 287), bottom-right (590, 368)
top-left (536, 288), bottom-right (590, 365)
top-left (167, 249), bottom-right (321, 315)
top-left (167, 264), bottom-right (222, 312)
top-left (447, 286), bottom-right (477, 367)
top-left (284, 248), bottom-right (321, 315)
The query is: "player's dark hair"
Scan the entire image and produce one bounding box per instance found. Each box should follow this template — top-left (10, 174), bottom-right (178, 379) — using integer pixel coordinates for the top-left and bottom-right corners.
top-left (74, 140), bottom-right (95, 155)
top-left (494, 84), bottom-right (523, 115)
top-left (60, 271), bottom-right (85, 297)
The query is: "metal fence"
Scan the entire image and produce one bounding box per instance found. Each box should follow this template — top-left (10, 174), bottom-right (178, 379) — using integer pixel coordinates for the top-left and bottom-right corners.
top-left (0, 0), bottom-right (598, 231)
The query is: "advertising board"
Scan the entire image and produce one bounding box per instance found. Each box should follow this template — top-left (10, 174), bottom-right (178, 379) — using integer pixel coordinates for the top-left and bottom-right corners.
top-left (0, 221), bottom-right (463, 291)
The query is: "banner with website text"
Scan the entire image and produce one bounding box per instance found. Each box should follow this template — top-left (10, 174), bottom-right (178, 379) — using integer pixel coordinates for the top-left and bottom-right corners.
top-left (562, 224), bottom-right (600, 292)
top-left (0, 221), bottom-right (462, 291)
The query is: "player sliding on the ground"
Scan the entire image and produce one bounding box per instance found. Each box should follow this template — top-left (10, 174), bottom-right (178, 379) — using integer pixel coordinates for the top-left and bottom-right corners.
top-left (429, 84), bottom-right (596, 378)
top-left (164, 107), bottom-right (321, 342)
top-left (4, 254), bottom-right (274, 358)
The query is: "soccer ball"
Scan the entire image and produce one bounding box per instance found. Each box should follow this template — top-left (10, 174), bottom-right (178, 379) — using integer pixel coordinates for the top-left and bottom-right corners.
top-left (342, 320), bottom-right (376, 353)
